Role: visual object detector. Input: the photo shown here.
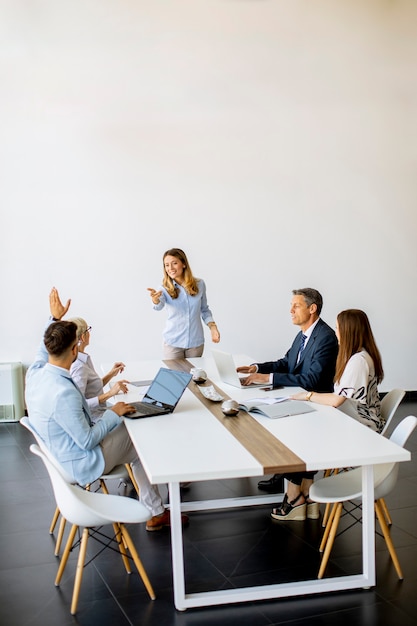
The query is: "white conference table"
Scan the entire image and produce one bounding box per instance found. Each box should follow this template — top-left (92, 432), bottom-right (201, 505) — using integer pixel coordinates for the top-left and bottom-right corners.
top-left (104, 355), bottom-right (411, 611)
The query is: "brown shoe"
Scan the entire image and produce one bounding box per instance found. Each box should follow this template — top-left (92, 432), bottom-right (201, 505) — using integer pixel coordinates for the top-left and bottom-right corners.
top-left (146, 509), bottom-right (189, 532)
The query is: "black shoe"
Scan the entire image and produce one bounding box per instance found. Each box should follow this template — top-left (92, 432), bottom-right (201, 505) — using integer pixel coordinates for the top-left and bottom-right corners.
top-left (257, 474), bottom-right (284, 493)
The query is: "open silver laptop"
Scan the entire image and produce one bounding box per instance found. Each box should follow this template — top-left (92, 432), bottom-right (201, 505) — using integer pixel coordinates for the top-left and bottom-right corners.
top-left (211, 350), bottom-right (266, 389)
top-left (124, 367), bottom-right (192, 418)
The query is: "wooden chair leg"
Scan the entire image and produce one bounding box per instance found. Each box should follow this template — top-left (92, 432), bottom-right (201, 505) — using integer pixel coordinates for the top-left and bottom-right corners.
top-left (55, 524), bottom-right (78, 586)
top-left (321, 469), bottom-right (340, 528)
top-left (375, 500), bottom-right (403, 580)
top-left (320, 502), bottom-right (338, 552)
top-left (70, 528), bottom-right (89, 615)
top-left (98, 480), bottom-right (130, 551)
top-left (120, 523), bottom-right (156, 600)
top-left (113, 523), bottom-right (132, 573)
top-left (49, 507), bottom-right (60, 534)
top-left (54, 515), bottom-right (67, 556)
top-left (100, 468), bottom-right (140, 498)
top-left (125, 463), bottom-right (140, 495)
top-left (318, 502), bottom-right (343, 579)
top-left (379, 496), bottom-right (393, 526)
top-left (322, 502), bottom-right (332, 528)
top-left (99, 479), bottom-right (109, 494)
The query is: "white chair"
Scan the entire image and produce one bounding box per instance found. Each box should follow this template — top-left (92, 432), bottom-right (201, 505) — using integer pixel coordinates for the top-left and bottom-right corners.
top-left (320, 388), bottom-right (406, 528)
top-left (376, 389), bottom-right (405, 525)
top-left (380, 388), bottom-right (405, 436)
top-left (21, 416), bottom-right (132, 555)
top-left (310, 415), bottom-right (417, 580)
top-left (30, 443), bottom-right (155, 615)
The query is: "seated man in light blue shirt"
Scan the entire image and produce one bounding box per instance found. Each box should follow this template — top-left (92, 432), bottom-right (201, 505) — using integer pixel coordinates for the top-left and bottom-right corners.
top-left (25, 288), bottom-right (188, 532)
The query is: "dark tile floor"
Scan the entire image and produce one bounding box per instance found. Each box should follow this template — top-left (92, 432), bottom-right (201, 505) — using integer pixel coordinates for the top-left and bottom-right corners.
top-left (1, 401), bottom-right (417, 626)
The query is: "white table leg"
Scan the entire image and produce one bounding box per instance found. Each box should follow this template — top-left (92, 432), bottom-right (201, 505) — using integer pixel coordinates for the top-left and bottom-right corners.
top-left (361, 464), bottom-right (376, 587)
top-left (168, 482), bottom-right (187, 611)
top-left (167, 472), bottom-right (377, 610)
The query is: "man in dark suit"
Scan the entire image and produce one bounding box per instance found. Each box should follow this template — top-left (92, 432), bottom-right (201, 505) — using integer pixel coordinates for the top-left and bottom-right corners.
top-left (237, 287), bottom-right (338, 491)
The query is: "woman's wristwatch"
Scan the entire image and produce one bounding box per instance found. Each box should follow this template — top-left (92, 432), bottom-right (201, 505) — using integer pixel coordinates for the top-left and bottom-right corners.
top-left (305, 391), bottom-right (313, 401)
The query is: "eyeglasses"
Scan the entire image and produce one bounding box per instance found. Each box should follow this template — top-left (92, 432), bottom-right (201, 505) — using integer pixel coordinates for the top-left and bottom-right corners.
top-left (83, 326), bottom-right (92, 334)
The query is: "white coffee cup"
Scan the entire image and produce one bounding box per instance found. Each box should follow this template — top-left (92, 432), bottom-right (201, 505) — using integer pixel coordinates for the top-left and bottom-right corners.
top-left (221, 399), bottom-right (239, 416)
top-left (190, 368), bottom-right (207, 384)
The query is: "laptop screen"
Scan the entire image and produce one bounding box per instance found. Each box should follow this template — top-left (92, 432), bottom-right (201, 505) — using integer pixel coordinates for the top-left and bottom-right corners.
top-left (142, 368), bottom-right (192, 410)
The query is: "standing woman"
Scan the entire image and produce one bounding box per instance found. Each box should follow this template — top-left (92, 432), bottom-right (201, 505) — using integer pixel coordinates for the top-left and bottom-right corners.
top-left (69, 317), bottom-right (129, 423)
top-left (147, 248), bottom-right (220, 359)
top-left (273, 309), bottom-right (384, 522)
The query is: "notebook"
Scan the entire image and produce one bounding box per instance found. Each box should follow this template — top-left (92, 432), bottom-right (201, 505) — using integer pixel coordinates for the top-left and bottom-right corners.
top-left (211, 350), bottom-right (267, 389)
top-left (124, 367), bottom-right (192, 419)
top-left (238, 399), bottom-right (316, 419)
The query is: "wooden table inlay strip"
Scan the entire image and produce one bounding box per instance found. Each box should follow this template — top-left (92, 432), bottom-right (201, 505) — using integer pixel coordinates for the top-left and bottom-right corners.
top-left (163, 359), bottom-right (306, 475)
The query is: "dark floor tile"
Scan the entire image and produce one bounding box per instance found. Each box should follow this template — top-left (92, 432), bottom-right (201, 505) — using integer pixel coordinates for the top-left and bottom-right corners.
top-left (2, 498), bottom-right (56, 534)
top-left (267, 601), bottom-right (417, 626)
top-left (0, 444), bottom-right (29, 463)
top-left (0, 458), bottom-right (38, 481)
top-left (0, 561), bottom-right (83, 626)
top-left (389, 505), bottom-right (417, 539)
top-left (257, 590), bottom-right (381, 625)
top-left (0, 476), bottom-right (52, 505)
top-left (0, 428), bottom-right (20, 447)
top-left (121, 587), bottom-right (272, 626)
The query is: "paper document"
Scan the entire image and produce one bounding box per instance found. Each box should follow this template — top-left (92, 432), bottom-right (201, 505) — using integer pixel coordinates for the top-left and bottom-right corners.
top-left (238, 399), bottom-right (315, 419)
top-left (129, 380), bottom-right (153, 388)
top-left (244, 396), bottom-right (289, 405)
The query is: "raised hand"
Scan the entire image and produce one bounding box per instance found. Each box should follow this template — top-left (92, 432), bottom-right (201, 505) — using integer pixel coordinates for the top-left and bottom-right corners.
top-left (49, 287), bottom-right (71, 320)
top-left (108, 362), bottom-right (125, 378)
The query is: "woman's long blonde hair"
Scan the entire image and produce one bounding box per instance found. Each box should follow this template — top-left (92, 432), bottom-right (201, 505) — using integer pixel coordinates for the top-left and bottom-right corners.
top-left (335, 309), bottom-right (384, 384)
top-left (162, 248), bottom-right (199, 299)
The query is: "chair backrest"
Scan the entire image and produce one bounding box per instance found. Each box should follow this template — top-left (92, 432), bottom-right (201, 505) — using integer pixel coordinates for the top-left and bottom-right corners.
top-left (30, 443), bottom-right (114, 527)
top-left (380, 389), bottom-right (405, 436)
top-left (389, 414), bottom-right (417, 448)
top-left (21, 415), bottom-right (44, 447)
top-left (30, 444), bottom-right (150, 527)
top-left (374, 415), bottom-right (417, 500)
top-left (21, 416), bottom-right (75, 484)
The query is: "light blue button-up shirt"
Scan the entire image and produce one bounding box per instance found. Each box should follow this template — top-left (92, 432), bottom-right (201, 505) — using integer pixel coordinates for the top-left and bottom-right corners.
top-left (25, 322), bottom-right (121, 486)
top-left (153, 279), bottom-right (214, 349)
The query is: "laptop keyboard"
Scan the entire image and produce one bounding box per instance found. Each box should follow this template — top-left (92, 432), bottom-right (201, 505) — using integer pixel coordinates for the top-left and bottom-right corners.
top-left (129, 402), bottom-right (166, 416)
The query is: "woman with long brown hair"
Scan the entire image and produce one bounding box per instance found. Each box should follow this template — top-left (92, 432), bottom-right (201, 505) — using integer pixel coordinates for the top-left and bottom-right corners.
top-left (293, 308), bottom-right (384, 432)
top-left (147, 248), bottom-right (220, 359)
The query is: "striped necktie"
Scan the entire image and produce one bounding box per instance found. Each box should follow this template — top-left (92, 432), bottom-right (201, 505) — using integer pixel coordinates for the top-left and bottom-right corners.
top-left (298, 333), bottom-right (307, 362)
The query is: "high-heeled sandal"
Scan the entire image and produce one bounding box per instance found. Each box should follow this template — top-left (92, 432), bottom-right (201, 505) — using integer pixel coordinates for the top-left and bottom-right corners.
top-left (270, 492), bottom-right (307, 521)
top-left (306, 498), bottom-right (320, 520)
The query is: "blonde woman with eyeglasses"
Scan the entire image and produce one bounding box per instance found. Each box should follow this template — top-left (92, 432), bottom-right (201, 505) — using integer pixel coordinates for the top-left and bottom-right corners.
top-left (69, 317), bottom-right (129, 423)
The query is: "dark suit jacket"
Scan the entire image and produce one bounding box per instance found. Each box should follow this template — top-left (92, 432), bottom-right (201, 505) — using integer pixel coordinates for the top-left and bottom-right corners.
top-left (256, 318), bottom-right (338, 392)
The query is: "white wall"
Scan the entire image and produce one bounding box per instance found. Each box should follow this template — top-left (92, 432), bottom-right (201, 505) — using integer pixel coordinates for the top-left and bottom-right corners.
top-left (1, 0), bottom-right (416, 391)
